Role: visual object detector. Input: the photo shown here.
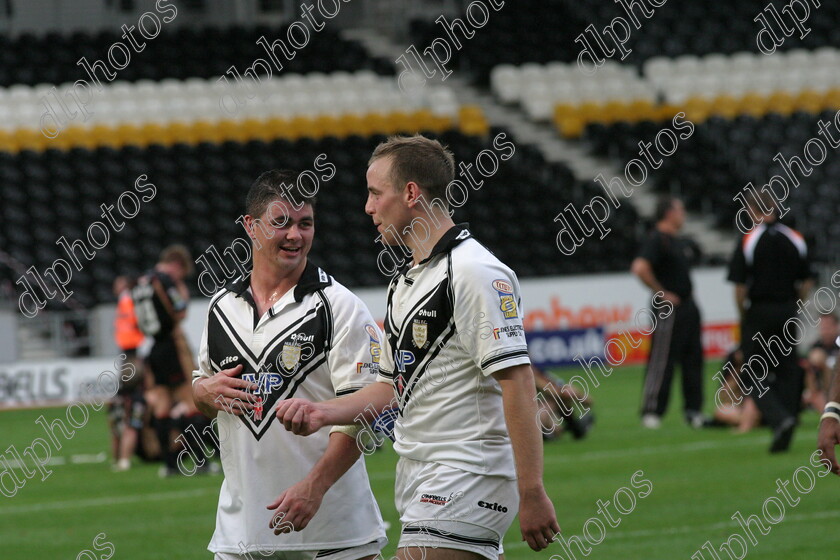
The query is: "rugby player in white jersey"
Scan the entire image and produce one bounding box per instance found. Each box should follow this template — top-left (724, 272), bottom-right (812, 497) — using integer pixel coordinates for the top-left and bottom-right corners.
top-left (192, 170), bottom-right (387, 560)
top-left (277, 136), bottom-right (560, 558)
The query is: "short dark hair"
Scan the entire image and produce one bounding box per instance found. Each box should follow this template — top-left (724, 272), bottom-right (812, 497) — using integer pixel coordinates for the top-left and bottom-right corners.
top-left (654, 196), bottom-right (678, 222)
top-left (246, 169), bottom-right (317, 219)
top-left (368, 135), bottom-right (455, 203)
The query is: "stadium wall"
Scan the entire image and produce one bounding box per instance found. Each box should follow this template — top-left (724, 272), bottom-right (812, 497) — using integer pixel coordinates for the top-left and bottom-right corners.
top-left (3, 267), bottom-right (777, 408)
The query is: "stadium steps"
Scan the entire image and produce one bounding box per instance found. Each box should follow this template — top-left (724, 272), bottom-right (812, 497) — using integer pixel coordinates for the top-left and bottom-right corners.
top-left (343, 27), bottom-right (731, 260)
top-left (451, 79), bottom-right (734, 260)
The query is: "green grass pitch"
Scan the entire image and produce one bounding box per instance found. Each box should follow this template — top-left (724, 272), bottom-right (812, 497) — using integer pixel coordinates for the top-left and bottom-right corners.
top-left (0, 363), bottom-right (834, 559)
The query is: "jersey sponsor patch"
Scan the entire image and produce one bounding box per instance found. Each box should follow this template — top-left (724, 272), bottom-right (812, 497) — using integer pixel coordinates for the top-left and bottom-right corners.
top-left (356, 362), bottom-right (379, 375)
top-left (280, 342), bottom-right (302, 371)
top-left (492, 325), bottom-right (524, 339)
top-left (366, 324), bottom-right (381, 363)
top-left (492, 279), bottom-right (518, 320)
top-left (412, 319), bottom-right (429, 348)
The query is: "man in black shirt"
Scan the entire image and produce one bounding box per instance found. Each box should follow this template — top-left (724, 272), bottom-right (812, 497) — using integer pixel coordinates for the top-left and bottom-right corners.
top-left (132, 244), bottom-right (194, 475)
top-left (727, 193), bottom-right (813, 453)
top-left (631, 197), bottom-right (705, 429)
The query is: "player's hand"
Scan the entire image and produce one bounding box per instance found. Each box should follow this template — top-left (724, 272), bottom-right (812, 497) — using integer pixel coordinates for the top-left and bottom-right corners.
top-left (266, 477), bottom-right (327, 533)
top-left (275, 398), bottom-right (328, 435)
top-left (518, 487), bottom-right (561, 551)
top-left (193, 364), bottom-right (257, 417)
top-left (817, 417), bottom-right (840, 475)
top-left (662, 290), bottom-right (681, 306)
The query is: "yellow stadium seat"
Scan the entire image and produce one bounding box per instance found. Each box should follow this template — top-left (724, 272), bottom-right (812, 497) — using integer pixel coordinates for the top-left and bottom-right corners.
top-left (766, 91), bottom-right (795, 116)
top-left (217, 119), bottom-right (251, 143)
top-left (115, 123), bottom-right (144, 147)
top-left (140, 122), bottom-right (172, 146)
top-left (0, 129), bottom-right (18, 153)
top-left (793, 90), bottom-right (823, 114)
top-left (739, 93), bottom-right (769, 118)
top-left (339, 114), bottom-right (370, 137)
top-left (288, 116), bottom-right (317, 140)
top-left (167, 122), bottom-right (197, 145)
top-left (709, 95), bottom-right (739, 119)
top-left (557, 115), bottom-right (585, 138)
top-left (600, 101), bottom-right (630, 124)
top-left (240, 118), bottom-right (272, 142)
top-left (822, 88), bottom-right (840, 110)
top-left (14, 128), bottom-right (49, 152)
top-left (625, 100), bottom-right (656, 123)
top-left (426, 114), bottom-right (454, 134)
top-left (653, 103), bottom-right (683, 122)
top-left (311, 115), bottom-right (340, 139)
top-left (683, 96), bottom-right (713, 123)
top-left (192, 120), bottom-right (224, 144)
top-left (554, 103), bottom-right (576, 121)
top-left (89, 124), bottom-right (122, 148)
top-left (264, 117), bottom-right (290, 140)
top-left (458, 105), bottom-right (489, 136)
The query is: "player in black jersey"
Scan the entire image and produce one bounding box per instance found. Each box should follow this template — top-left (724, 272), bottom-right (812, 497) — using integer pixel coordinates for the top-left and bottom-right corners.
top-left (132, 244), bottom-right (194, 476)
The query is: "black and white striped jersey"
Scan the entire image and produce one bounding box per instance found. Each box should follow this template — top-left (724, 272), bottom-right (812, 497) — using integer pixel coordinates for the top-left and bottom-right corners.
top-left (377, 224), bottom-right (530, 479)
top-left (193, 262), bottom-right (385, 552)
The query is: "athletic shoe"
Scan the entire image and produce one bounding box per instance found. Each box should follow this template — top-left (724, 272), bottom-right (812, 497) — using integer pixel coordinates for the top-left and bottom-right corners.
top-left (686, 412), bottom-right (711, 429)
top-left (642, 414), bottom-right (662, 429)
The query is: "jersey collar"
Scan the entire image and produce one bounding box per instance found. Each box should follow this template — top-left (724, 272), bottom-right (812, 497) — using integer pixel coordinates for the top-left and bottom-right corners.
top-left (398, 223), bottom-right (472, 275)
top-left (226, 261), bottom-right (332, 304)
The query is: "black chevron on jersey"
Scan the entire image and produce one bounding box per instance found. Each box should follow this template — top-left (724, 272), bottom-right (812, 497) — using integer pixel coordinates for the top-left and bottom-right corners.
top-left (208, 296), bottom-right (331, 441)
top-left (389, 276), bottom-right (454, 408)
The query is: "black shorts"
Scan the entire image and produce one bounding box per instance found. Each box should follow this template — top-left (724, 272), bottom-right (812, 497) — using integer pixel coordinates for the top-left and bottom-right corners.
top-left (108, 389), bottom-right (146, 431)
top-left (147, 336), bottom-right (186, 388)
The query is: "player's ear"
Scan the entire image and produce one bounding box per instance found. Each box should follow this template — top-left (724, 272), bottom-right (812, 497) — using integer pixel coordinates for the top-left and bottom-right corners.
top-left (242, 215), bottom-right (257, 239)
top-left (404, 182), bottom-right (421, 207)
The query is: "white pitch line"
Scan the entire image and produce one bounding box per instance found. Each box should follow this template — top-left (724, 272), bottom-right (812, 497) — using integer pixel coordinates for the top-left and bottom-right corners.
top-left (366, 436), bottom-right (770, 481)
top-left (502, 509), bottom-right (840, 550)
top-left (544, 435), bottom-right (767, 464)
top-left (0, 487), bottom-right (215, 515)
top-left (3, 452), bottom-right (109, 469)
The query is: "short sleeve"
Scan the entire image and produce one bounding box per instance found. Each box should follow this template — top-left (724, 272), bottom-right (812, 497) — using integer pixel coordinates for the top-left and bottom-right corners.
top-left (192, 312), bottom-right (212, 384)
top-left (727, 238), bottom-right (747, 284)
top-left (375, 329), bottom-right (396, 387)
top-left (452, 259), bottom-right (530, 376)
top-left (637, 232), bottom-right (661, 265)
top-left (326, 291), bottom-right (384, 396)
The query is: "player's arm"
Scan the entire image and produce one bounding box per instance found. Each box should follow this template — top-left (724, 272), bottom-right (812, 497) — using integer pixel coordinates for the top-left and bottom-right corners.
top-left (493, 364), bottom-right (561, 550)
top-left (733, 283), bottom-right (748, 320)
top-left (630, 257), bottom-right (680, 305)
top-left (817, 358), bottom-right (840, 475)
top-left (191, 317), bottom-right (256, 418)
top-left (267, 431), bottom-right (362, 532)
top-left (276, 381), bottom-right (394, 435)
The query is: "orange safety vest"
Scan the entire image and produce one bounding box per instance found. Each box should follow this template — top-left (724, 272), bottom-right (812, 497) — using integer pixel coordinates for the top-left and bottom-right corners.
top-left (114, 292), bottom-right (144, 350)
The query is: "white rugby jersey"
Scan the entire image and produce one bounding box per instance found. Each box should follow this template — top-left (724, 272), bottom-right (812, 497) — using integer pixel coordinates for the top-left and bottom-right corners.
top-left (193, 262), bottom-right (386, 553)
top-left (376, 224), bottom-right (530, 479)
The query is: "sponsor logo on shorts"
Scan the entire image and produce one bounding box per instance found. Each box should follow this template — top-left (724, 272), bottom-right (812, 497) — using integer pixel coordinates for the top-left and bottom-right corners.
top-left (492, 280), bottom-right (518, 320)
top-left (420, 493), bottom-right (450, 506)
top-left (417, 309), bottom-right (437, 318)
top-left (478, 500), bottom-right (509, 513)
